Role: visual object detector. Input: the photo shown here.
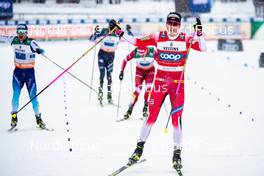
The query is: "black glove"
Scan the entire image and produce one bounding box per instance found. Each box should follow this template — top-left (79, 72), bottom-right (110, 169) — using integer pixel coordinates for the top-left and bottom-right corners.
top-left (193, 18), bottom-right (203, 36)
top-left (109, 19), bottom-right (122, 31)
top-left (35, 48), bottom-right (44, 54)
top-left (119, 71), bottom-right (124, 81)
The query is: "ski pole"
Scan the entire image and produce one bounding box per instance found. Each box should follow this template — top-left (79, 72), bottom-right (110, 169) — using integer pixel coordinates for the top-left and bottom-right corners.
top-left (116, 80), bottom-right (123, 121)
top-left (164, 38), bottom-right (193, 134)
top-left (41, 54), bottom-right (97, 93)
top-left (128, 44), bottom-right (134, 92)
top-left (16, 27), bottom-right (117, 114)
top-left (163, 102), bottom-right (169, 116)
top-left (89, 45), bottom-right (97, 102)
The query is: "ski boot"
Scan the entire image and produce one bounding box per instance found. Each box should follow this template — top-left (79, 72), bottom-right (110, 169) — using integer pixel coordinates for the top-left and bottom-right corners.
top-left (107, 91), bottom-right (113, 104)
top-left (10, 112), bottom-right (18, 128)
top-left (142, 103), bottom-right (149, 119)
top-left (124, 107), bottom-right (133, 120)
top-left (128, 141), bottom-right (145, 165)
top-left (98, 87), bottom-right (103, 105)
top-left (36, 114), bottom-right (46, 129)
top-left (172, 149), bottom-right (182, 170)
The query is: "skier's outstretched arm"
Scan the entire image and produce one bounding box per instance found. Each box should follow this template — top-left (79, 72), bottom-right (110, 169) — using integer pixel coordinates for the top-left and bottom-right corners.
top-left (121, 49), bottom-right (136, 72)
top-left (89, 25), bottom-right (104, 42)
top-left (30, 40), bottom-right (45, 54)
top-left (123, 33), bottom-right (157, 48)
top-left (109, 19), bottom-right (158, 47)
top-left (0, 35), bottom-right (14, 44)
top-left (188, 34), bottom-right (206, 52)
top-left (119, 49), bottom-right (136, 81)
top-left (188, 18), bottom-right (207, 52)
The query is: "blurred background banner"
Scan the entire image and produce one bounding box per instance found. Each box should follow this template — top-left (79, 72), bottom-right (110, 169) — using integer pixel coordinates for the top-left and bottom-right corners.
top-left (0, 0), bottom-right (13, 20)
top-left (189, 0), bottom-right (213, 13)
top-left (0, 21), bottom-right (251, 40)
top-left (0, 21), bottom-right (252, 40)
top-left (0, 0), bottom-right (262, 40)
top-left (0, 24), bottom-right (94, 40)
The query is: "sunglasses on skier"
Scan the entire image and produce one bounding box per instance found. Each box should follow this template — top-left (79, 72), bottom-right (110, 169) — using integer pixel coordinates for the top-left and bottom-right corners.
top-left (17, 29), bottom-right (28, 34)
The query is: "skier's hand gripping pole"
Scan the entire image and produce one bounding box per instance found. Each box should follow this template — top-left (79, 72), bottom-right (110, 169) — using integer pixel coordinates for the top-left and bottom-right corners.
top-left (16, 26), bottom-right (118, 114)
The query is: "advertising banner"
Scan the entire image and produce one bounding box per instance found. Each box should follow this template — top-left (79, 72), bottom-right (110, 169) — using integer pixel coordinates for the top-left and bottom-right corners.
top-left (0, 22), bottom-right (251, 41)
top-left (139, 22), bottom-right (251, 40)
top-left (0, 0), bottom-right (13, 20)
top-left (189, 0), bottom-right (213, 13)
top-left (0, 24), bottom-right (94, 40)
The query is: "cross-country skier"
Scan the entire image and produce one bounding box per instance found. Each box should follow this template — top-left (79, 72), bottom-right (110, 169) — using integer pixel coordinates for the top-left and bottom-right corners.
top-left (119, 45), bottom-right (156, 120)
top-left (89, 20), bottom-right (128, 105)
top-left (111, 12), bottom-right (206, 171)
top-left (0, 24), bottom-right (46, 130)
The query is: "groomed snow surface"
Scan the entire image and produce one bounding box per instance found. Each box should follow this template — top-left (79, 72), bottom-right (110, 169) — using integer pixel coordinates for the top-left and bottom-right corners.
top-left (0, 40), bottom-right (263, 176)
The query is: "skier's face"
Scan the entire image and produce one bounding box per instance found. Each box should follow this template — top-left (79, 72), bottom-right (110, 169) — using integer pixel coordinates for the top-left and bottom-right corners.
top-left (166, 22), bottom-right (180, 37)
top-left (17, 30), bottom-right (27, 41)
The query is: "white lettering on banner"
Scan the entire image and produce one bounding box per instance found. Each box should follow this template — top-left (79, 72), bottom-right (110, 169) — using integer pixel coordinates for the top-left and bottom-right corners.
top-left (157, 41), bottom-right (186, 51)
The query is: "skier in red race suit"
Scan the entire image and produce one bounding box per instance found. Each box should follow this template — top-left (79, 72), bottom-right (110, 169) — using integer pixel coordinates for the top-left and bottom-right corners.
top-left (119, 46), bottom-right (156, 120)
top-left (112, 12), bottom-right (206, 170)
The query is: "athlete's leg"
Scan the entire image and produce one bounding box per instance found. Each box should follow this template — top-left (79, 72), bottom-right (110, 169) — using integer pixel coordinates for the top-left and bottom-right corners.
top-left (129, 68), bottom-right (144, 108)
top-left (25, 68), bottom-right (40, 115)
top-left (106, 52), bottom-right (115, 93)
top-left (169, 79), bottom-right (185, 150)
top-left (98, 50), bottom-right (106, 89)
top-left (11, 68), bottom-right (24, 113)
top-left (138, 79), bottom-right (168, 142)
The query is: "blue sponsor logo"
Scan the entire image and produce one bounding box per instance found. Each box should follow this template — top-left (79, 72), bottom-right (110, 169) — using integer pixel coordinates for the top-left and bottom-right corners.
top-left (104, 42), bottom-right (114, 47)
top-left (159, 52), bottom-right (182, 62)
top-left (139, 62), bottom-right (151, 67)
top-left (15, 52), bottom-right (26, 60)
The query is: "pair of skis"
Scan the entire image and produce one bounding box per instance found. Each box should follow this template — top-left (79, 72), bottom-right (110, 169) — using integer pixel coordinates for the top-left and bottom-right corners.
top-left (116, 115), bottom-right (147, 122)
top-left (108, 159), bottom-right (147, 176)
top-left (99, 100), bottom-right (120, 108)
top-left (108, 159), bottom-right (183, 176)
top-left (116, 117), bottom-right (145, 122)
top-left (8, 126), bottom-right (54, 133)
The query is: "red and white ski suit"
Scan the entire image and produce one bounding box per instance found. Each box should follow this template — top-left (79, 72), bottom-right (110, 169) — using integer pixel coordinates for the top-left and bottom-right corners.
top-left (121, 47), bottom-right (156, 108)
top-left (124, 31), bottom-right (206, 149)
